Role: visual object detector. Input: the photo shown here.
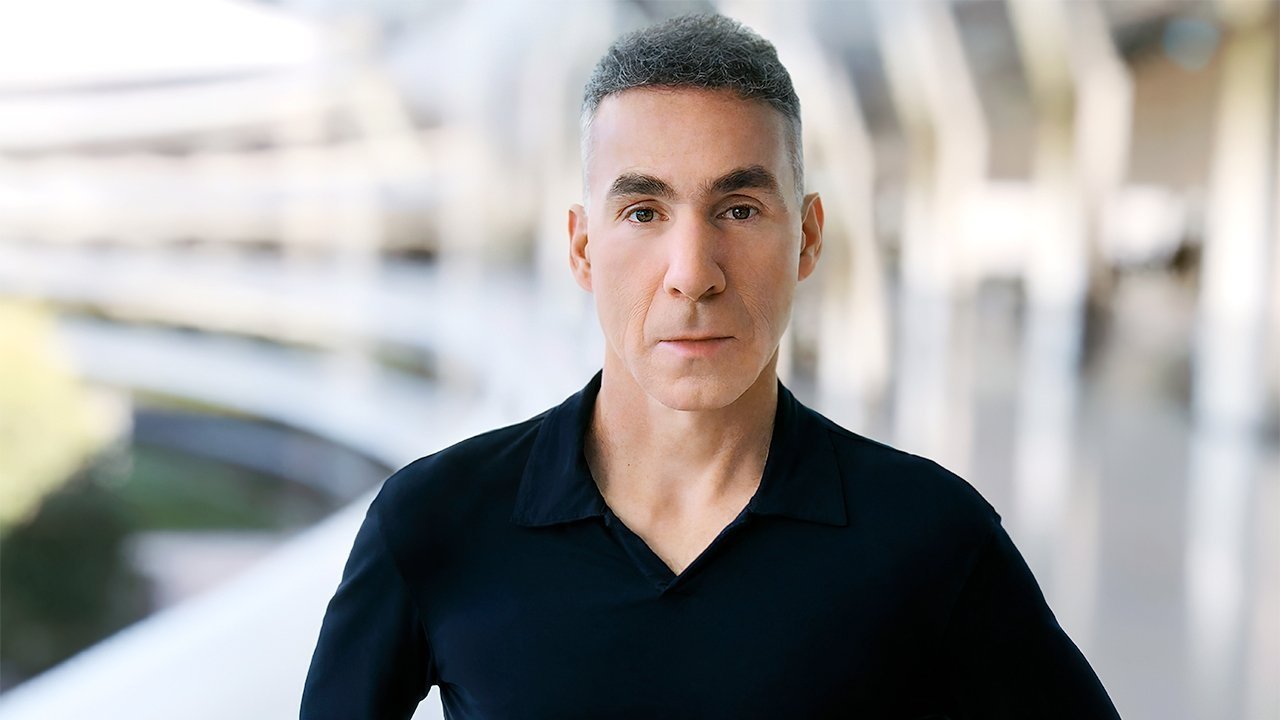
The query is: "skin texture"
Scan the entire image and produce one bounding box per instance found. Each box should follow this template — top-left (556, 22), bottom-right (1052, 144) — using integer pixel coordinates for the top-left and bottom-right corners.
top-left (568, 87), bottom-right (824, 574)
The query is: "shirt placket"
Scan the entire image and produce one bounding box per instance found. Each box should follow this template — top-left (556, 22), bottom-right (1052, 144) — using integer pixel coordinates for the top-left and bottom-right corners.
top-left (600, 505), bottom-right (754, 595)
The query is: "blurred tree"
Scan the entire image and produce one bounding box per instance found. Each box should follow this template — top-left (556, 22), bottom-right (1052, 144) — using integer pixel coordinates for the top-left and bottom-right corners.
top-left (0, 301), bottom-right (122, 533)
top-left (0, 466), bottom-right (150, 689)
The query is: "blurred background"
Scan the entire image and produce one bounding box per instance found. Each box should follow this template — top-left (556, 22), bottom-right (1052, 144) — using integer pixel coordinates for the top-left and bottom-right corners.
top-left (0, 0), bottom-right (1276, 718)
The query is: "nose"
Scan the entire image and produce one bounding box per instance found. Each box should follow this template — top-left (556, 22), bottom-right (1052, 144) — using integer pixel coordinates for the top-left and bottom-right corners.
top-left (663, 217), bottom-right (726, 302)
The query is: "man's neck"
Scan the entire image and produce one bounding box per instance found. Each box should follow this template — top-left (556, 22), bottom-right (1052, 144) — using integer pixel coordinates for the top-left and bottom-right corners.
top-left (585, 358), bottom-right (778, 522)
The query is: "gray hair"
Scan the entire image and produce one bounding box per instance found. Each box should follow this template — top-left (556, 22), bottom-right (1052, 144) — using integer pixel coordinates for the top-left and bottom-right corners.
top-left (580, 13), bottom-right (804, 204)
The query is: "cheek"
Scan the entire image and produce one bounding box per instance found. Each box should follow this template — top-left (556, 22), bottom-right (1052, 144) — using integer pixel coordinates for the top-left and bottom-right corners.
top-left (737, 283), bottom-right (792, 339)
top-left (621, 283), bottom-right (653, 341)
top-left (593, 249), bottom-right (658, 340)
top-left (734, 246), bottom-right (798, 328)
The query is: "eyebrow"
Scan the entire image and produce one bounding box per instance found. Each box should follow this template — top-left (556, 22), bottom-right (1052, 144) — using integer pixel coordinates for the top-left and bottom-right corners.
top-left (705, 165), bottom-right (782, 199)
top-left (605, 165), bottom-right (783, 203)
top-left (607, 173), bottom-right (675, 200)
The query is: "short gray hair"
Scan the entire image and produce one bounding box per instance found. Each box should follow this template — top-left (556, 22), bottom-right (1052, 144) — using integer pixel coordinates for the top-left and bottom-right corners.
top-left (580, 13), bottom-right (804, 203)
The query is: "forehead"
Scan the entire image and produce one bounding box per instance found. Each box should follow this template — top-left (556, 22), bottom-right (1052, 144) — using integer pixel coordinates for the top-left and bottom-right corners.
top-left (586, 87), bottom-right (792, 198)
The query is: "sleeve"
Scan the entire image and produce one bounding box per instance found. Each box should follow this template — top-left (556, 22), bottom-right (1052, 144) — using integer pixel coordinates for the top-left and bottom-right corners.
top-left (940, 521), bottom-right (1121, 719)
top-left (300, 502), bottom-right (437, 720)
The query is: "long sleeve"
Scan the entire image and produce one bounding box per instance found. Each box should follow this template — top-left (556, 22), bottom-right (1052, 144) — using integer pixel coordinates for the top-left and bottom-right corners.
top-left (301, 502), bottom-right (436, 720)
top-left (940, 521), bottom-right (1121, 719)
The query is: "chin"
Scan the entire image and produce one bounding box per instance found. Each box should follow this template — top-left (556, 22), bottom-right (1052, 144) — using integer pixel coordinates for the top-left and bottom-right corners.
top-left (640, 365), bottom-right (759, 412)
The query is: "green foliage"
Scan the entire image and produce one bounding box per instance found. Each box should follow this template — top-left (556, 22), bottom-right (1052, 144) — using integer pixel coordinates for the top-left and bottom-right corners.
top-left (0, 469), bottom-right (149, 688)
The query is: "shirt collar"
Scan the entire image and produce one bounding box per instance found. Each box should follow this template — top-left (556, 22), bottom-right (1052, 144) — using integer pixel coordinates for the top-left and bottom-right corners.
top-left (511, 371), bottom-right (848, 528)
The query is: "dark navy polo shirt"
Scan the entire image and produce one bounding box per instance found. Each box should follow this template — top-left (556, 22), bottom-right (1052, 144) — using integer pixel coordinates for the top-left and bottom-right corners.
top-left (301, 371), bottom-right (1120, 719)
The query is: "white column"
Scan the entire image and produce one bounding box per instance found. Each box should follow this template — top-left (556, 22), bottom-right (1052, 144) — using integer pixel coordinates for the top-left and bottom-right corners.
top-left (1187, 4), bottom-right (1275, 717)
top-left (875, 0), bottom-right (986, 474)
top-left (1004, 0), bottom-right (1125, 635)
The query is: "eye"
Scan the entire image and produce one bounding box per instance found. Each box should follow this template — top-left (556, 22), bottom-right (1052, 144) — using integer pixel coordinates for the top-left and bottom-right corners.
top-left (626, 207), bottom-right (657, 223)
top-left (722, 205), bottom-right (758, 221)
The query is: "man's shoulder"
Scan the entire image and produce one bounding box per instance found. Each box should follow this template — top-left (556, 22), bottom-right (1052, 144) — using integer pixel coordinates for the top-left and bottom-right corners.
top-left (804, 405), bottom-right (999, 530)
top-left (371, 408), bottom-right (550, 524)
top-left (797, 406), bottom-right (1002, 587)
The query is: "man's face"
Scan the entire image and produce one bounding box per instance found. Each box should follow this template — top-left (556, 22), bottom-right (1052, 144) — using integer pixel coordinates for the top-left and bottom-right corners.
top-left (569, 87), bottom-right (823, 411)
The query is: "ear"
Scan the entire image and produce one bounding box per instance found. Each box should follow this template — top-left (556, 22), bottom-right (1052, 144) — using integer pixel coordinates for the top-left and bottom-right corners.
top-left (797, 192), bottom-right (824, 282)
top-left (568, 203), bottom-right (593, 292)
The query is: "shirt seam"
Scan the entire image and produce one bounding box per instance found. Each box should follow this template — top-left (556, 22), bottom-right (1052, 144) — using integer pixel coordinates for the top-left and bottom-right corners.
top-left (937, 518), bottom-right (1000, 639)
top-left (370, 500), bottom-right (441, 690)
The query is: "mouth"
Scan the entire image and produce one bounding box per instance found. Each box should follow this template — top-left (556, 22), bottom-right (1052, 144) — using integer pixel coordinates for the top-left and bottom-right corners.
top-left (657, 336), bottom-right (733, 358)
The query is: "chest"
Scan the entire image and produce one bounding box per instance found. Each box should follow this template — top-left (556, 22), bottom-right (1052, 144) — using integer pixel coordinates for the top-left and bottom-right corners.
top-left (421, 517), bottom-right (944, 719)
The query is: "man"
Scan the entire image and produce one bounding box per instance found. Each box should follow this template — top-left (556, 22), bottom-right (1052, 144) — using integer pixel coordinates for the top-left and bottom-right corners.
top-left (302, 14), bottom-right (1120, 719)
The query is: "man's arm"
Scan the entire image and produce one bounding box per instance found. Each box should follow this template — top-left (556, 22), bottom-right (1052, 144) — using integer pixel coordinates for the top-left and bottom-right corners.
top-left (941, 521), bottom-right (1122, 719)
top-left (301, 503), bottom-right (435, 720)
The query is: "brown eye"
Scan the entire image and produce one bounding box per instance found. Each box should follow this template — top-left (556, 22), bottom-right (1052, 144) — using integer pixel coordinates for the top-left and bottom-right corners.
top-left (722, 205), bottom-right (757, 221)
top-left (627, 208), bottom-right (656, 223)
